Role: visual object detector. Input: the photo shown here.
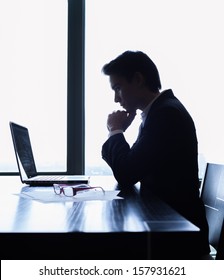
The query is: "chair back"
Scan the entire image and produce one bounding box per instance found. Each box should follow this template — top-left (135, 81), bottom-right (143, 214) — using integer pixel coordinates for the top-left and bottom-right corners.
top-left (200, 163), bottom-right (224, 259)
top-left (216, 217), bottom-right (224, 259)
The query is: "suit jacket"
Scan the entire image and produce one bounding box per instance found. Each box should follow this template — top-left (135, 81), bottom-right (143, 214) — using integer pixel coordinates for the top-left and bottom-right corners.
top-left (102, 89), bottom-right (210, 256)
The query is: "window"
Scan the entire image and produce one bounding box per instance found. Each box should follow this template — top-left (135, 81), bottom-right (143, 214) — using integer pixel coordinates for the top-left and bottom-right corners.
top-left (85, 0), bottom-right (224, 177)
top-left (2, 0), bottom-right (224, 177)
top-left (0, 0), bottom-right (67, 172)
top-left (0, 0), bottom-right (85, 175)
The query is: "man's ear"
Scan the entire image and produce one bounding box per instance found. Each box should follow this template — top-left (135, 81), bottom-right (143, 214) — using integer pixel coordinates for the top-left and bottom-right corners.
top-left (133, 72), bottom-right (145, 87)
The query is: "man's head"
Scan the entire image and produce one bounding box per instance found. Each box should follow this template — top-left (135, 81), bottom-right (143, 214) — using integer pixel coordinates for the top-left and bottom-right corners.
top-left (102, 50), bottom-right (161, 93)
top-left (102, 50), bottom-right (162, 112)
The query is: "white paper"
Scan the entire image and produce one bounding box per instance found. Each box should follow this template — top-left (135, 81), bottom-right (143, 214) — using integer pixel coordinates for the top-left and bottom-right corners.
top-left (14, 187), bottom-right (123, 203)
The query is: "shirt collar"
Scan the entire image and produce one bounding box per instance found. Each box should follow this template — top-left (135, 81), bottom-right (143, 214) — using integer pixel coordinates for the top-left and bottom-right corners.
top-left (140, 92), bottom-right (162, 126)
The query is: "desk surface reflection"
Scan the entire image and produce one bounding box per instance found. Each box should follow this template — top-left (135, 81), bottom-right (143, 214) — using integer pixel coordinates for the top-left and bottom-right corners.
top-left (0, 176), bottom-right (199, 259)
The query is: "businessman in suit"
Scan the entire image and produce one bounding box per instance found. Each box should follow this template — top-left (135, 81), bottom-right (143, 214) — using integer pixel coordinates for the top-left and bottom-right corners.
top-left (101, 50), bottom-right (210, 258)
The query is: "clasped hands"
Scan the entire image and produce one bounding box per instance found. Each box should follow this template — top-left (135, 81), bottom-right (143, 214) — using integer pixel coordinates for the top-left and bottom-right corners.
top-left (107, 110), bottom-right (136, 132)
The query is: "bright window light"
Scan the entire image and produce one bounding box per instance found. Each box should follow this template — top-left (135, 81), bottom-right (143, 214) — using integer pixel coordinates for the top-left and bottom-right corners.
top-left (0, 0), bottom-right (67, 172)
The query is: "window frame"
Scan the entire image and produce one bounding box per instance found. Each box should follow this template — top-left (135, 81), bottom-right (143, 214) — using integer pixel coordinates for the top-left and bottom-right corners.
top-left (67, 0), bottom-right (85, 175)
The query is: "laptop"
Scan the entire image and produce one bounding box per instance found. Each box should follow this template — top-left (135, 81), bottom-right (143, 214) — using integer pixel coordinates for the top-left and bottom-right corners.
top-left (9, 121), bottom-right (90, 186)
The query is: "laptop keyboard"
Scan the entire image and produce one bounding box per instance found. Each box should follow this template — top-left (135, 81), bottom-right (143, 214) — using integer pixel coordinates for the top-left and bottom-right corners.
top-left (35, 175), bottom-right (65, 181)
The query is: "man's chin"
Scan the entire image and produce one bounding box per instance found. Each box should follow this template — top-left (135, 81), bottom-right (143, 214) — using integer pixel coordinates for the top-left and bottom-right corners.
top-left (127, 109), bottom-right (136, 114)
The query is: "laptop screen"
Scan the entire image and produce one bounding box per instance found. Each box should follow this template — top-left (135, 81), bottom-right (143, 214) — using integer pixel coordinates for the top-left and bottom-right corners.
top-left (10, 122), bottom-right (37, 180)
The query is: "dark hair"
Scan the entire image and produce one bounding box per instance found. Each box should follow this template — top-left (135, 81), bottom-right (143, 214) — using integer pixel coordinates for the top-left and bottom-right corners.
top-left (102, 50), bottom-right (161, 92)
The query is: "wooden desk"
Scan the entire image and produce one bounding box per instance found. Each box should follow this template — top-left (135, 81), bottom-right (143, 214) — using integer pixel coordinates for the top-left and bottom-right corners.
top-left (0, 176), bottom-right (200, 259)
